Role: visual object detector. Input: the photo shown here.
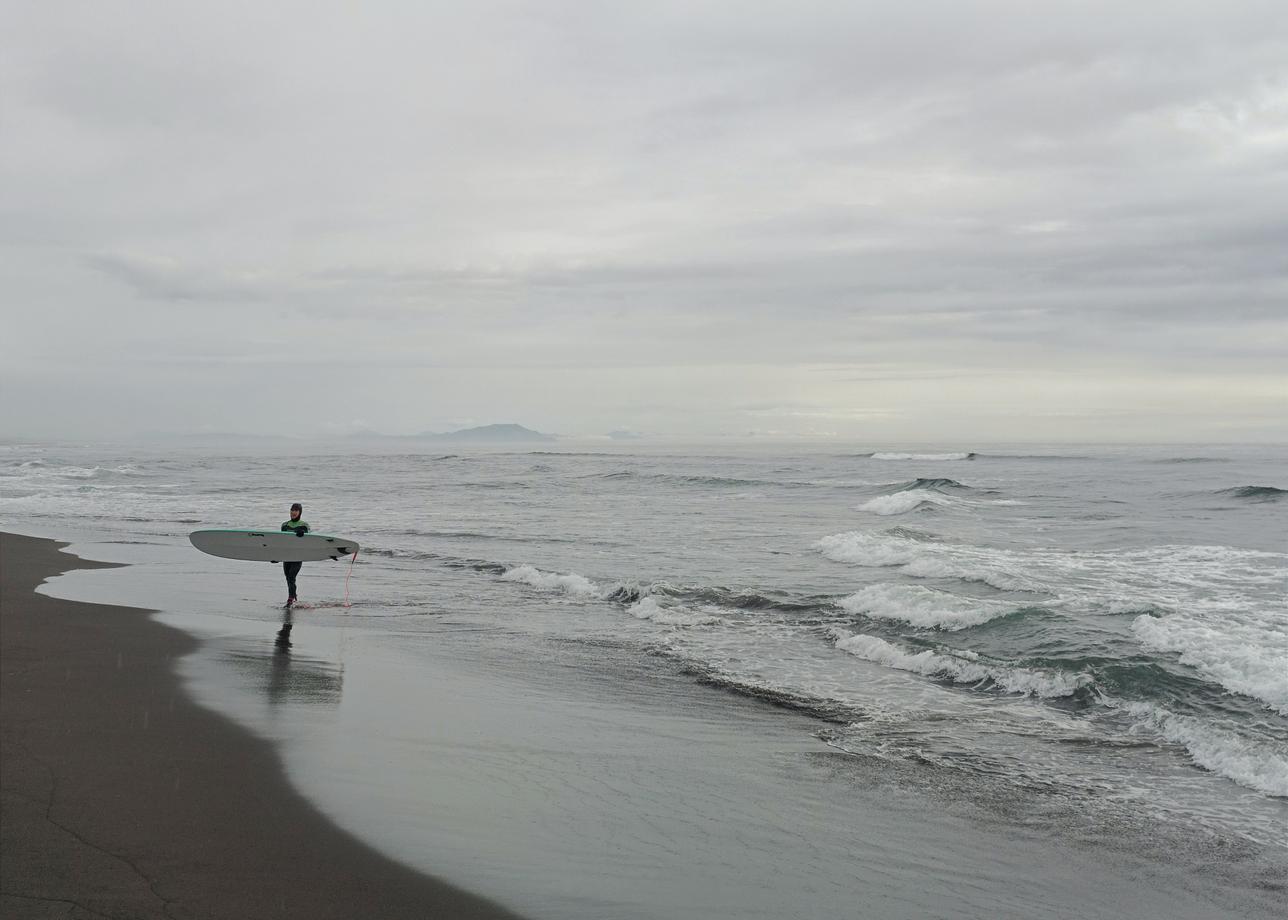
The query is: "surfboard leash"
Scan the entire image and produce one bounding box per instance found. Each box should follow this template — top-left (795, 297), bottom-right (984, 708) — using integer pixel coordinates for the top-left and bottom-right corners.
top-left (343, 548), bottom-right (358, 608)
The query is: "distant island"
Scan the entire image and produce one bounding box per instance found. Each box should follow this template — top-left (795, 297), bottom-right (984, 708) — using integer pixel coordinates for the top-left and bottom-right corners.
top-left (424, 423), bottom-right (556, 443)
top-left (350, 423), bottom-right (556, 443)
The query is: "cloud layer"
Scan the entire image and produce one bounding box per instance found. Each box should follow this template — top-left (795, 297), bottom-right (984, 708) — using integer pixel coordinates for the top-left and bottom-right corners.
top-left (3, 1), bottom-right (1286, 440)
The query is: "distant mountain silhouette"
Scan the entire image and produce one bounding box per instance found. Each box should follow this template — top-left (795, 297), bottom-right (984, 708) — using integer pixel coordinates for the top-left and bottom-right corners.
top-left (346, 423), bottom-right (556, 442)
top-left (419, 423), bottom-right (555, 443)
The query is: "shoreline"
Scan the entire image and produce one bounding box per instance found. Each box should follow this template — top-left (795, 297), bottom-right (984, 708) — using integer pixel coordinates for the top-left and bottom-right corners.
top-left (5, 528), bottom-right (1285, 919)
top-left (0, 531), bottom-right (525, 919)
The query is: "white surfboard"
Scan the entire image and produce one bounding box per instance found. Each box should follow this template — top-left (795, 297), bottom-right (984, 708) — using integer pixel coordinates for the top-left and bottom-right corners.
top-left (189, 529), bottom-right (360, 563)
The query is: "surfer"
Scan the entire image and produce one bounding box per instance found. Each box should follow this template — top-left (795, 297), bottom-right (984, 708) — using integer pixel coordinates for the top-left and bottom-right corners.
top-left (281, 502), bottom-right (309, 606)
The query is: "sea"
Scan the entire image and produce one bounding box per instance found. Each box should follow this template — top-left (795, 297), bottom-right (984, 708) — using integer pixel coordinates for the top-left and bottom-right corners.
top-left (3, 440), bottom-right (1286, 918)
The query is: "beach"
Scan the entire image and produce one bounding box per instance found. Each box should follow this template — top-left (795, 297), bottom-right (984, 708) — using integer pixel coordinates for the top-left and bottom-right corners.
top-left (1, 532), bottom-right (523, 919)
top-left (3, 515), bottom-right (1285, 919)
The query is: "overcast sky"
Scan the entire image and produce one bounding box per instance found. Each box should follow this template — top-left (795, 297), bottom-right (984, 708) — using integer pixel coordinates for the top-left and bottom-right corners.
top-left (3, 0), bottom-right (1286, 443)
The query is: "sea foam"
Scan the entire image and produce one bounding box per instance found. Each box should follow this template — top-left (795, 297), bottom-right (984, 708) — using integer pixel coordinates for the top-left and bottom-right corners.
top-left (833, 632), bottom-right (1089, 698)
top-left (628, 597), bottom-right (723, 627)
top-left (500, 564), bottom-right (600, 596)
top-left (1132, 611), bottom-right (1288, 716)
top-left (1121, 702), bottom-right (1288, 797)
top-left (838, 584), bottom-right (1013, 630)
top-left (859, 489), bottom-right (951, 515)
top-left (816, 531), bottom-right (1036, 592)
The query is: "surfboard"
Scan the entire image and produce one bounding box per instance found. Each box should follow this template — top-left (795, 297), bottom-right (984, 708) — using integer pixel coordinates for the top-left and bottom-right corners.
top-left (189, 530), bottom-right (360, 563)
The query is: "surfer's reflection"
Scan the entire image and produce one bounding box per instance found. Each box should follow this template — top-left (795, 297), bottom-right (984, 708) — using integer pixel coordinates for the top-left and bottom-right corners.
top-left (263, 608), bottom-right (344, 707)
top-left (275, 610), bottom-right (294, 652)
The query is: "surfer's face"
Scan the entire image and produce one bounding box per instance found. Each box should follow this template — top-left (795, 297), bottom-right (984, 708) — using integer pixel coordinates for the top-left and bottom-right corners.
top-left (290, 509), bottom-right (301, 520)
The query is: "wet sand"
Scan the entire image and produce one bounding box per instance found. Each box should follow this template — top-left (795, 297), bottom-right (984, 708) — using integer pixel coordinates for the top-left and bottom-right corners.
top-left (0, 532), bottom-right (524, 919)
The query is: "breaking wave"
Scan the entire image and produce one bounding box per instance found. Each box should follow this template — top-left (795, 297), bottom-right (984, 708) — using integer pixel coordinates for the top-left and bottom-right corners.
top-left (1132, 611), bottom-right (1288, 716)
top-left (859, 490), bottom-right (951, 515)
top-left (499, 564), bottom-right (600, 596)
top-left (893, 477), bottom-right (969, 491)
top-left (628, 597), bottom-right (723, 627)
top-left (816, 530), bottom-right (1037, 592)
top-left (1119, 702), bottom-right (1288, 797)
top-left (832, 632), bottom-right (1092, 698)
top-left (866, 452), bottom-right (976, 461)
top-left (838, 584), bottom-right (1015, 630)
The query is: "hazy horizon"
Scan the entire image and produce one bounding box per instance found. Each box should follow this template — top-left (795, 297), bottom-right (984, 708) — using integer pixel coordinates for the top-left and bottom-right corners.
top-left (3, 1), bottom-right (1286, 443)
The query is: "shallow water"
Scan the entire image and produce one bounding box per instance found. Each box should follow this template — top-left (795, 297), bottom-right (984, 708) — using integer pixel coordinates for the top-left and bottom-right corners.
top-left (6, 440), bottom-right (1287, 917)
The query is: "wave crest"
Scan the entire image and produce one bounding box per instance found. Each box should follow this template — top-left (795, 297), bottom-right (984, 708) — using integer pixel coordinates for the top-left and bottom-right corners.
top-left (1120, 702), bottom-right (1288, 797)
top-left (500, 564), bottom-right (600, 596)
top-left (859, 490), bottom-right (951, 515)
top-left (832, 633), bottom-right (1091, 698)
top-left (838, 584), bottom-right (1014, 630)
top-left (868, 452), bottom-right (975, 461)
top-left (1216, 485), bottom-right (1286, 502)
top-left (628, 597), bottom-right (723, 627)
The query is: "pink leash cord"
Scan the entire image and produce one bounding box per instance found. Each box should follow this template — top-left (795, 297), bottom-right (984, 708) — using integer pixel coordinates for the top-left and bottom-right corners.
top-left (343, 549), bottom-right (358, 608)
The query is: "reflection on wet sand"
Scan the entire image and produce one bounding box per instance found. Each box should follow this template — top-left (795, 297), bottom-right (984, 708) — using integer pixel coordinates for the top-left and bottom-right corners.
top-left (221, 609), bottom-right (345, 707)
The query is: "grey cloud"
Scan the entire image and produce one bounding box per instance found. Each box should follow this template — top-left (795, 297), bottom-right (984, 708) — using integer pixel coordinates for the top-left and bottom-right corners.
top-left (2, 1), bottom-right (1286, 439)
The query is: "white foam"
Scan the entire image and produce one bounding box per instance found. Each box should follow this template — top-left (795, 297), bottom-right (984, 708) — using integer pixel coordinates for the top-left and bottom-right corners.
top-left (859, 490), bottom-right (951, 516)
top-left (833, 632), bottom-right (1089, 698)
top-left (500, 564), bottom-right (600, 597)
top-left (817, 530), bottom-right (920, 567)
top-left (838, 584), bottom-right (1013, 630)
top-left (1132, 612), bottom-right (1288, 716)
top-left (628, 597), bottom-right (722, 627)
top-left (817, 534), bottom-right (1288, 656)
top-left (871, 452), bottom-right (972, 461)
top-left (1121, 702), bottom-right (1288, 797)
top-left (815, 531), bottom-right (1036, 592)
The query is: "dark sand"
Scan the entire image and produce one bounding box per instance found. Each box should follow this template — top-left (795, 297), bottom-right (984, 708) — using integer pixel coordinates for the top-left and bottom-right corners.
top-left (0, 532), bottom-right (524, 920)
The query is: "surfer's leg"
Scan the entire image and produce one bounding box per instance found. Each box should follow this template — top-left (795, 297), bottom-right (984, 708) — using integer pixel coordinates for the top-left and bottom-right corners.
top-left (283, 561), bottom-right (301, 601)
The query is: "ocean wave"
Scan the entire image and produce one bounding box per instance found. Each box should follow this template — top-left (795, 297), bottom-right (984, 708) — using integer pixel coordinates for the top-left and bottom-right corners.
top-left (883, 526), bottom-right (942, 541)
top-left (1120, 702), bottom-right (1288, 797)
top-left (499, 564), bottom-right (600, 596)
top-left (816, 531), bottom-right (1036, 592)
top-left (667, 585), bottom-right (826, 613)
top-left (818, 530), bottom-right (1288, 714)
top-left (1132, 611), bottom-right (1288, 716)
top-left (867, 452), bottom-right (976, 461)
top-left (590, 470), bottom-right (795, 489)
top-left (601, 580), bottom-right (825, 616)
top-left (818, 532), bottom-right (1286, 618)
top-left (838, 584), bottom-right (1015, 630)
top-left (627, 597), bottom-right (723, 627)
top-left (1153, 457), bottom-right (1229, 464)
top-left (973, 454), bottom-right (1092, 461)
top-left (360, 545), bottom-right (445, 562)
top-left (859, 490), bottom-right (952, 515)
top-left (1, 462), bottom-right (150, 481)
top-left (1215, 485), bottom-right (1286, 502)
top-left (832, 632), bottom-right (1091, 698)
top-left (894, 477), bottom-right (969, 491)
top-left (495, 568), bottom-right (736, 624)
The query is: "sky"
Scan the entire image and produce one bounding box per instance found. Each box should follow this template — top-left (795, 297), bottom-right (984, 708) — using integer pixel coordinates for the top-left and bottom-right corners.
top-left (2, 0), bottom-right (1286, 443)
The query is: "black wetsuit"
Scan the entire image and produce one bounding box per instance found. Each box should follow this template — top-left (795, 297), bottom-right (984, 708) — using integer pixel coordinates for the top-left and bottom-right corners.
top-left (281, 519), bottom-right (309, 601)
